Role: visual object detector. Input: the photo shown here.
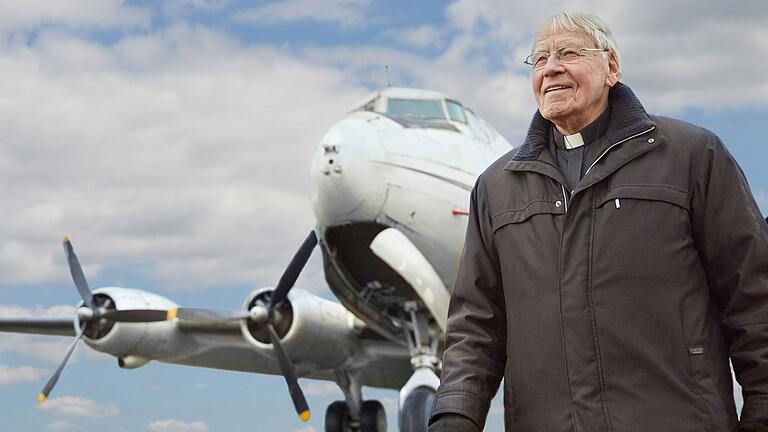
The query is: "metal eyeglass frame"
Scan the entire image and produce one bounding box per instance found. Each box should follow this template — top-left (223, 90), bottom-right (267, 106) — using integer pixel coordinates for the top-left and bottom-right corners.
top-left (524, 46), bottom-right (609, 69)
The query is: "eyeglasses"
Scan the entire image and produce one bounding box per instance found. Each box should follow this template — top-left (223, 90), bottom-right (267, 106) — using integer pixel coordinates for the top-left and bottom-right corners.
top-left (524, 46), bottom-right (609, 69)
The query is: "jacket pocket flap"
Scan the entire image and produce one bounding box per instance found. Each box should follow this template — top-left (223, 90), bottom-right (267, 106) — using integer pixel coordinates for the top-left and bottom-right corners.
top-left (598, 185), bottom-right (689, 209)
top-left (491, 201), bottom-right (564, 232)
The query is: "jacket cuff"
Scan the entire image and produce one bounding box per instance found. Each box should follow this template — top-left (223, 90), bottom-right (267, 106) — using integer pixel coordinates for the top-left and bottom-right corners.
top-left (428, 413), bottom-right (481, 432)
top-left (739, 395), bottom-right (768, 430)
top-left (429, 390), bottom-right (489, 430)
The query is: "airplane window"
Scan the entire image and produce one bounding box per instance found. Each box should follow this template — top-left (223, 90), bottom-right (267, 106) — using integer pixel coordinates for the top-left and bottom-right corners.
top-left (361, 98), bottom-right (377, 111)
top-left (386, 99), bottom-right (445, 120)
top-left (465, 109), bottom-right (490, 143)
top-left (446, 100), bottom-right (466, 123)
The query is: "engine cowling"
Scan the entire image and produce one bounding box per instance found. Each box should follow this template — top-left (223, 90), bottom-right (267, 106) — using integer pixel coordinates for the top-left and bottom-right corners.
top-left (241, 288), bottom-right (361, 370)
top-left (79, 287), bottom-right (178, 358)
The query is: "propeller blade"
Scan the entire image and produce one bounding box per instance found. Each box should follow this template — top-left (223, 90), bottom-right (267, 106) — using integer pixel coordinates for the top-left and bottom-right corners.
top-left (99, 309), bottom-right (171, 323)
top-left (171, 307), bottom-right (252, 323)
top-left (62, 237), bottom-right (93, 309)
top-left (270, 231), bottom-right (317, 310)
top-left (267, 324), bottom-right (310, 422)
top-left (38, 326), bottom-right (84, 403)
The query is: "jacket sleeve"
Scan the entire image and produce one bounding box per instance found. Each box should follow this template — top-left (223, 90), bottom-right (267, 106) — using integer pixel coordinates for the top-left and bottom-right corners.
top-left (689, 133), bottom-right (768, 427)
top-left (429, 178), bottom-right (507, 430)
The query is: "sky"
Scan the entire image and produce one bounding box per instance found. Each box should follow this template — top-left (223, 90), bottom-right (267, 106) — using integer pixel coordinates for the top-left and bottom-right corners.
top-left (0, 0), bottom-right (766, 431)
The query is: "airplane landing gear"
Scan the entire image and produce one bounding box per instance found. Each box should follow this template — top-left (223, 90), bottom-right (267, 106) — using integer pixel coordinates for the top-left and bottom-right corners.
top-left (324, 399), bottom-right (387, 432)
top-left (398, 301), bottom-right (441, 432)
top-left (325, 401), bottom-right (350, 432)
top-left (399, 387), bottom-right (435, 432)
top-left (326, 372), bottom-right (387, 432)
top-left (360, 400), bottom-right (387, 432)
top-left (326, 301), bottom-right (441, 432)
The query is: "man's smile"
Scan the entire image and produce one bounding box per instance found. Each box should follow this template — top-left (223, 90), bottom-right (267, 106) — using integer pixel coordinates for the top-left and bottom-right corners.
top-left (544, 84), bottom-right (571, 94)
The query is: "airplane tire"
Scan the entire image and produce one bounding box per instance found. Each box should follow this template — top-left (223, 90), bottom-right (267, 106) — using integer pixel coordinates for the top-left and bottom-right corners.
top-left (399, 387), bottom-right (435, 432)
top-left (360, 400), bottom-right (387, 432)
top-left (325, 400), bottom-right (350, 432)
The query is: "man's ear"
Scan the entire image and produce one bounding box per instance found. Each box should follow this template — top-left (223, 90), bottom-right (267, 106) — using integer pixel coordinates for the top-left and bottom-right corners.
top-left (606, 51), bottom-right (620, 87)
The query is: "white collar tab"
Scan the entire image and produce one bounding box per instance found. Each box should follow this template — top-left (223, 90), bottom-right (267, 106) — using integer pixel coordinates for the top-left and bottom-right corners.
top-left (563, 132), bottom-right (584, 149)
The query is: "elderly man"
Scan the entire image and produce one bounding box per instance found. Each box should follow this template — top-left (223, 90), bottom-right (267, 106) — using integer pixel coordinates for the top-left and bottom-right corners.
top-left (428, 11), bottom-right (768, 432)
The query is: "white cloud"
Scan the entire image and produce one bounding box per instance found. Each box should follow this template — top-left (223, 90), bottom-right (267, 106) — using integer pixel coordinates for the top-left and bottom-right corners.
top-left (46, 420), bottom-right (80, 431)
top-left (0, 304), bottom-right (74, 317)
top-left (292, 427), bottom-right (318, 432)
top-left (0, 0), bottom-right (150, 32)
top-left (232, 0), bottom-right (370, 28)
top-left (147, 419), bottom-right (208, 432)
top-left (389, 25), bottom-right (446, 49)
top-left (302, 381), bottom-right (340, 396)
top-left (37, 396), bottom-right (119, 417)
top-left (0, 334), bottom-right (77, 363)
top-left (0, 24), bottom-right (367, 290)
top-left (0, 364), bottom-right (45, 385)
top-left (0, 241), bottom-right (63, 285)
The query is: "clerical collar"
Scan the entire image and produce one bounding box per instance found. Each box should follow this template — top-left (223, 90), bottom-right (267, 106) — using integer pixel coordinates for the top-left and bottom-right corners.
top-left (552, 108), bottom-right (610, 150)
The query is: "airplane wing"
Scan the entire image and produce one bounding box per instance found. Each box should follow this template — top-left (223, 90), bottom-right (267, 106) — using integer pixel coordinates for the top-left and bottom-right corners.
top-left (0, 235), bottom-right (412, 427)
top-left (0, 317), bottom-right (75, 336)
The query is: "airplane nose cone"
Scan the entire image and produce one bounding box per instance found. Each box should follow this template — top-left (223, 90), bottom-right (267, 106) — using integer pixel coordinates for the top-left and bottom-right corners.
top-left (309, 117), bottom-right (387, 228)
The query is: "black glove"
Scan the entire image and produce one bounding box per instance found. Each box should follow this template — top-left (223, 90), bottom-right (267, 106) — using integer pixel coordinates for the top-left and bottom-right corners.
top-left (428, 413), bottom-right (481, 432)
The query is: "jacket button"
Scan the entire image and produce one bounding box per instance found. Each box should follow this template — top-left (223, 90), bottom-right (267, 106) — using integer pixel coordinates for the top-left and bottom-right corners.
top-left (648, 138), bottom-right (655, 143)
top-left (555, 200), bottom-right (562, 207)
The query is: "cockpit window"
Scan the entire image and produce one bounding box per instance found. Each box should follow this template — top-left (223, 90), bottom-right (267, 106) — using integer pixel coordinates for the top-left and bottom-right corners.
top-left (386, 99), bottom-right (445, 120)
top-left (465, 109), bottom-right (491, 143)
top-left (361, 97), bottom-right (377, 111)
top-left (446, 100), bottom-right (466, 123)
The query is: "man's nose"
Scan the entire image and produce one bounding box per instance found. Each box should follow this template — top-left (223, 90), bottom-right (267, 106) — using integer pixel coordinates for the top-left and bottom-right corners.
top-left (541, 55), bottom-right (565, 76)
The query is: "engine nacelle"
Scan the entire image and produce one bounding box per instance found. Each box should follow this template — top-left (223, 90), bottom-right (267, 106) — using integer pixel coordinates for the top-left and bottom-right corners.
top-left (118, 355), bottom-right (152, 369)
top-left (241, 288), bottom-right (360, 370)
top-left (79, 287), bottom-right (178, 357)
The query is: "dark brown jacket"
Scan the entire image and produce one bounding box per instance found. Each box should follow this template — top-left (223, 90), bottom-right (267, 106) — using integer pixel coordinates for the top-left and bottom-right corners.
top-left (430, 83), bottom-right (768, 431)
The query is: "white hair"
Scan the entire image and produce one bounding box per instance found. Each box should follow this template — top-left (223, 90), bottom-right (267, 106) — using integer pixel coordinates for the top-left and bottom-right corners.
top-left (536, 11), bottom-right (622, 76)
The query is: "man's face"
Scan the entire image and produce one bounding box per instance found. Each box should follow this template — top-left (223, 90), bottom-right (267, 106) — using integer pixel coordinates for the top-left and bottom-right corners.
top-left (531, 29), bottom-right (618, 132)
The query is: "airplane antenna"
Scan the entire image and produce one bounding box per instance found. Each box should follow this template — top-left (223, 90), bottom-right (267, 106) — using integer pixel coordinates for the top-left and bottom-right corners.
top-left (385, 65), bottom-right (391, 87)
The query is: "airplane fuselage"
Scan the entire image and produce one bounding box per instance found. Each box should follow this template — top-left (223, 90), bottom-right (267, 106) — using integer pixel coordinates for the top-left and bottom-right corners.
top-left (310, 87), bottom-right (511, 342)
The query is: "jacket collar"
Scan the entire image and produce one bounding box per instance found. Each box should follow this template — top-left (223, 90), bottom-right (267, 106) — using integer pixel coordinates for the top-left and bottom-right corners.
top-left (507, 82), bottom-right (655, 164)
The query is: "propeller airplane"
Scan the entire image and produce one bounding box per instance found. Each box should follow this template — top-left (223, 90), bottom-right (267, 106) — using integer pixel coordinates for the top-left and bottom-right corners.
top-left (0, 87), bottom-right (512, 432)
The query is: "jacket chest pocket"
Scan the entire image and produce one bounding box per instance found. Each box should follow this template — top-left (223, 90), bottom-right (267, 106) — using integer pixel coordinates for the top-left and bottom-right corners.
top-left (491, 200), bottom-right (564, 251)
top-left (492, 200), bottom-right (564, 228)
top-left (592, 185), bottom-right (692, 279)
top-left (596, 184), bottom-right (689, 212)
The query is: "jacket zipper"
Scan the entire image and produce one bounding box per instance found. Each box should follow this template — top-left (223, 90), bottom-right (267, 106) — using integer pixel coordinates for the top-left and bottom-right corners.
top-left (568, 125), bottom-right (654, 432)
top-left (561, 184), bottom-right (569, 212)
top-left (584, 126), bottom-right (656, 176)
